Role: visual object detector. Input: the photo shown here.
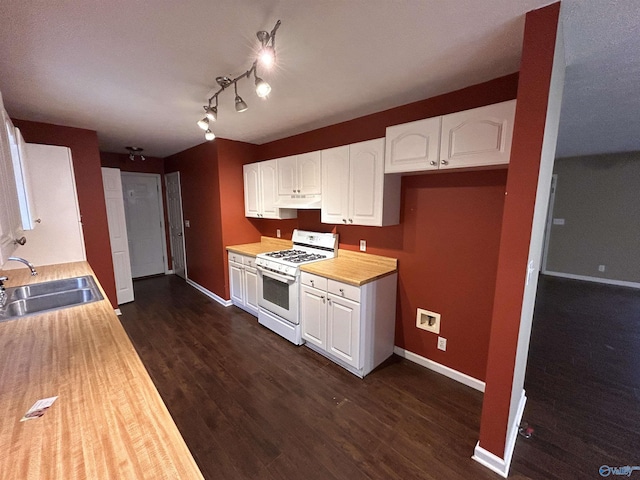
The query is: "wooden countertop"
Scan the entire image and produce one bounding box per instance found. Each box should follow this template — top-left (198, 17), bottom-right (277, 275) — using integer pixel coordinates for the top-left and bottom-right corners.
top-left (0, 262), bottom-right (203, 480)
top-left (301, 250), bottom-right (397, 286)
top-left (226, 236), bottom-right (292, 256)
top-left (226, 237), bottom-right (397, 286)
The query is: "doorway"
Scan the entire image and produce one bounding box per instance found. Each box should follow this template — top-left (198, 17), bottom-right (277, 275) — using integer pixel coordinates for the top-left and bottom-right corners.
top-left (165, 172), bottom-right (187, 279)
top-left (121, 172), bottom-right (168, 278)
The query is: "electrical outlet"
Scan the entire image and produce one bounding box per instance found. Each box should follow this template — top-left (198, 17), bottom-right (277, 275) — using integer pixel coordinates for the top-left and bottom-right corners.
top-left (598, 265), bottom-right (605, 272)
top-left (437, 337), bottom-right (447, 351)
top-left (360, 240), bottom-right (366, 252)
top-left (184, 220), bottom-right (190, 228)
top-left (276, 229), bottom-right (281, 238)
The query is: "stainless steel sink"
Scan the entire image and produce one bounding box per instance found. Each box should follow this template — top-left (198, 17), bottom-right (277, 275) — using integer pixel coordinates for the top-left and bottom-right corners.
top-left (0, 275), bottom-right (103, 322)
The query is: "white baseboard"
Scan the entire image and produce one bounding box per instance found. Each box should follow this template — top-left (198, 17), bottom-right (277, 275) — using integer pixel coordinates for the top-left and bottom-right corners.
top-left (542, 271), bottom-right (640, 289)
top-left (186, 279), bottom-right (232, 307)
top-left (393, 346), bottom-right (485, 392)
top-left (114, 308), bottom-right (122, 316)
top-left (472, 389), bottom-right (527, 478)
top-left (165, 269), bottom-right (175, 275)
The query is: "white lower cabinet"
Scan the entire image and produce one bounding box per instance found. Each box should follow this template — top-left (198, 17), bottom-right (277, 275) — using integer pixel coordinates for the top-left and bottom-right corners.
top-left (300, 270), bottom-right (397, 377)
top-left (228, 253), bottom-right (258, 316)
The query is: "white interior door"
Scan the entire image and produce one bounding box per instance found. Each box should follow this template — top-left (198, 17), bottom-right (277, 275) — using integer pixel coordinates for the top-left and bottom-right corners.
top-left (165, 171), bottom-right (186, 279)
top-left (101, 167), bottom-right (134, 304)
top-left (8, 144), bottom-right (86, 268)
top-left (121, 172), bottom-right (167, 278)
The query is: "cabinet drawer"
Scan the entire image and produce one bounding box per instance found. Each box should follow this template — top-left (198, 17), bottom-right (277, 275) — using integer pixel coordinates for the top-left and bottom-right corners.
top-left (301, 272), bottom-right (328, 290)
top-left (243, 256), bottom-right (256, 268)
top-left (228, 252), bottom-right (244, 264)
top-left (328, 279), bottom-right (360, 303)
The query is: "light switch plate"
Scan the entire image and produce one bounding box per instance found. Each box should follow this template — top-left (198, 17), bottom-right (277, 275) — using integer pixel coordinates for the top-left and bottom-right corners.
top-left (277, 229), bottom-right (281, 238)
top-left (360, 240), bottom-right (366, 252)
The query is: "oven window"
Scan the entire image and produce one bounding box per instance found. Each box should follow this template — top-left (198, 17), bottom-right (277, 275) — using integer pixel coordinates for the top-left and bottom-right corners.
top-left (263, 276), bottom-right (290, 310)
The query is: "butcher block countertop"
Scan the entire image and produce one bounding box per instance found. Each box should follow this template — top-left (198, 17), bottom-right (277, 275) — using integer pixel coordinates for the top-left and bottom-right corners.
top-left (226, 236), bottom-right (292, 256)
top-left (300, 249), bottom-right (398, 286)
top-left (226, 237), bottom-right (397, 286)
top-left (0, 262), bottom-right (203, 480)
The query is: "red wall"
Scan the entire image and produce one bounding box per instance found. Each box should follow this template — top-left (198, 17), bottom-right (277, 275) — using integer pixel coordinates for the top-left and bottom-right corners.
top-left (165, 139), bottom-right (259, 298)
top-left (251, 74), bottom-right (519, 381)
top-left (479, 3), bottom-right (561, 457)
top-left (12, 119), bottom-right (117, 307)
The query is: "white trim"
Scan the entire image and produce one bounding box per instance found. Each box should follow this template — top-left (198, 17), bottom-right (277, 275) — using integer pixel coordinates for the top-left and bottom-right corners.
top-left (393, 346), bottom-right (485, 392)
top-left (165, 269), bottom-right (175, 274)
top-left (541, 271), bottom-right (640, 289)
top-left (186, 279), bottom-right (232, 307)
top-left (472, 389), bottom-right (526, 478)
top-left (114, 308), bottom-right (122, 316)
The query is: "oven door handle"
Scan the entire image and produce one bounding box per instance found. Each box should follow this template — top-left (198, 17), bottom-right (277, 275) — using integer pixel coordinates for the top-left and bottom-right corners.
top-left (257, 266), bottom-right (296, 284)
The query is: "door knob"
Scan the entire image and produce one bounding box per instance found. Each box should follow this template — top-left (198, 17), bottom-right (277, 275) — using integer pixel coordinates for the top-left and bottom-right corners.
top-left (177, 232), bottom-right (183, 236)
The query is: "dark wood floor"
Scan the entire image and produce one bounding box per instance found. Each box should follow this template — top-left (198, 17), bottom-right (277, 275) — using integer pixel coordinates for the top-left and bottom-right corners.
top-left (119, 274), bottom-right (640, 479)
top-left (510, 275), bottom-right (640, 480)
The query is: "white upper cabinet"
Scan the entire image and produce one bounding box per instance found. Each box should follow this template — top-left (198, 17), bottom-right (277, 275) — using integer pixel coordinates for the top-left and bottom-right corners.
top-left (277, 151), bottom-right (321, 195)
top-left (243, 160), bottom-right (296, 219)
top-left (322, 138), bottom-right (400, 226)
top-left (439, 100), bottom-right (516, 169)
top-left (0, 93), bottom-right (22, 265)
top-left (385, 116), bottom-right (441, 173)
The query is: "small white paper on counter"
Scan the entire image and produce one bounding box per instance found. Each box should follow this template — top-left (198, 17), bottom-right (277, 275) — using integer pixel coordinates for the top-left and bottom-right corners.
top-left (20, 396), bottom-right (58, 422)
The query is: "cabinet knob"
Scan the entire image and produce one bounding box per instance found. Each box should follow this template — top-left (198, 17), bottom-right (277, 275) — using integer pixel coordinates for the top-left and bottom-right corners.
top-left (348, 219), bottom-right (353, 223)
top-left (339, 288), bottom-right (344, 294)
top-left (342, 219), bottom-right (347, 223)
top-left (321, 295), bottom-right (325, 303)
top-left (292, 189), bottom-right (296, 193)
top-left (310, 279), bottom-right (314, 286)
top-left (430, 161), bottom-right (437, 166)
top-left (441, 160), bottom-right (449, 165)
top-left (14, 237), bottom-right (27, 246)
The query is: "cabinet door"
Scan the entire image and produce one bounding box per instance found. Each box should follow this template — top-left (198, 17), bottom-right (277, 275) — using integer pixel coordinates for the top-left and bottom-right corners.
top-left (229, 261), bottom-right (245, 306)
top-left (321, 146), bottom-right (350, 225)
top-left (349, 138), bottom-right (384, 226)
top-left (327, 294), bottom-right (360, 368)
top-left (260, 160), bottom-right (280, 218)
top-left (300, 284), bottom-right (327, 349)
top-left (439, 100), bottom-right (516, 169)
top-left (277, 155), bottom-right (298, 195)
top-left (385, 117), bottom-right (441, 173)
top-left (244, 266), bottom-right (259, 316)
top-left (243, 163), bottom-right (261, 218)
top-left (297, 151), bottom-right (321, 195)
top-left (0, 104), bottom-right (21, 264)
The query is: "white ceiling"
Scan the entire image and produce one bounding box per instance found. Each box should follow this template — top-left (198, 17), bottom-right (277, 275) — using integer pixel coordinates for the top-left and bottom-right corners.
top-left (0, 0), bottom-right (637, 159)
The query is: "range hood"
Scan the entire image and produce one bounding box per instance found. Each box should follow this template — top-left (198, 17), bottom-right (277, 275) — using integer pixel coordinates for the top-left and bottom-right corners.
top-left (274, 194), bottom-right (322, 209)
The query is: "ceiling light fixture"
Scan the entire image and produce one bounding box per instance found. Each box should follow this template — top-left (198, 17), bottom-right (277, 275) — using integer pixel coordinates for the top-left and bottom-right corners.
top-left (126, 146), bottom-right (145, 161)
top-left (197, 20), bottom-right (281, 141)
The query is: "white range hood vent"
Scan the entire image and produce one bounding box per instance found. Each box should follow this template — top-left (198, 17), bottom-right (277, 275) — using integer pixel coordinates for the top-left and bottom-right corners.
top-left (274, 194), bottom-right (321, 209)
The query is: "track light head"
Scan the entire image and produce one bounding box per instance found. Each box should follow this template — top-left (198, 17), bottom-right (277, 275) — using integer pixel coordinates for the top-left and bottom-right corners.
top-left (205, 129), bottom-right (215, 141)
top-left (205, 105), bottom-right (217, 121)
top-left (234, 81), bottom-right (248, 112)
top-left (197, 117), bottom-right (209, 130)
top-left (255, 76), bottom-right (271, 98)
top-left (235, 95), bottom-right (248, 112)
top-left (258, 46), bottom-right (275, 68)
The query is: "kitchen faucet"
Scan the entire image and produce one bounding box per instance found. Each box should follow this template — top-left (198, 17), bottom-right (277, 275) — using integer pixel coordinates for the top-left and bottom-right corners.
top-left (0, 257), bottom-right (37, 308)
top-left (7, 257), bottom-right (38, 276)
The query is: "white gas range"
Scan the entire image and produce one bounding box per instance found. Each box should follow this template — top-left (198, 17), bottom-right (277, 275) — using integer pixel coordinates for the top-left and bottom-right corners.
top-left (256, 230), bottom-right (338, 345)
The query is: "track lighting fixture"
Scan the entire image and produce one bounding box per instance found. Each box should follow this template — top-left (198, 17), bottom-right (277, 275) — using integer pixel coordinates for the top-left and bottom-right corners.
top-left (126, 146), bottom-right (145, 161)
top-left (197, 20), bottom-right (281, 141)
